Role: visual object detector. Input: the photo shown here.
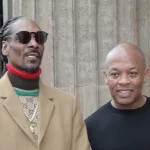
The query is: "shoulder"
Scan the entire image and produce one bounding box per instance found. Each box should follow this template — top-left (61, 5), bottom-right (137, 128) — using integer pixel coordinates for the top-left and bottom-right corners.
top-left (144, 96), bottom-right (150, 106)
top-left (85, 102), bottom-right (110, 126)
top-left (40, 81), bottom-right (74, 97)
top-left (146, 96), bottom-right (150, 101)
top-left (40, 82), bottom-right (82, 117)
top-left (39, 81), bottom-right (77, 105)
top-left (0, 73), bottom-right (14, 97)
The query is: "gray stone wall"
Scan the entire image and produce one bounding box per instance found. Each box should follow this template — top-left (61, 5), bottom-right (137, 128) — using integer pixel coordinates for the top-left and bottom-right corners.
top-left (5, 0), bottom-right (150, 118)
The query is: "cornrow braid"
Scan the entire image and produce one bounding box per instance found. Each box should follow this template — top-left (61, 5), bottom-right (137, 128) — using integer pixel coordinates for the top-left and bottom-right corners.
top-left (0, 16), bottom-right (25, 78)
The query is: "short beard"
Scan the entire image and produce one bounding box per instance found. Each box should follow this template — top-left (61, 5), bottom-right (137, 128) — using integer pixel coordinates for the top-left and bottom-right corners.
top-left (18, 65), bottom-right (40, 73)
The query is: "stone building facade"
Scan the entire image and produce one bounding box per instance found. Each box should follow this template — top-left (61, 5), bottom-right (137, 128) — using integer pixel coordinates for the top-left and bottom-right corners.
top-left (2, 0), bottom-right (150, 118)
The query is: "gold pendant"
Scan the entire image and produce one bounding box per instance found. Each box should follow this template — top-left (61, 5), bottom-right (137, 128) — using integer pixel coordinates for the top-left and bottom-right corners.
top-left (30, 123), bottom-right (34, 133)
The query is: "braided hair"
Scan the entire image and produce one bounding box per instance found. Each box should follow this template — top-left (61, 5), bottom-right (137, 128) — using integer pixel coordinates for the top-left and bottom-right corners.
top-left (0, 16), bottom-right (25, 77)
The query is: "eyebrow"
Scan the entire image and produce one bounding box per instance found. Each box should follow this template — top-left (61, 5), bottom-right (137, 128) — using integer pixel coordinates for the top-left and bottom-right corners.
top-left (108, 68), bottom-right (139, 73)
top-left (109, 68), bottom-right (119, 71)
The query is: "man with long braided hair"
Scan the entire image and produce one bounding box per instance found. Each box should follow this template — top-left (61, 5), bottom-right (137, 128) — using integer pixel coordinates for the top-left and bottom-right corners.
top-left (0, 17), bottom-right (20, 77)
top-left (0, 16), bottom-right (91, 150)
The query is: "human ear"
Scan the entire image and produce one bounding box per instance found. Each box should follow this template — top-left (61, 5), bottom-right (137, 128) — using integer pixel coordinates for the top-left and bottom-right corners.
top-left (2, 41), bottom-right (9, 56)
top-left (103, 70), bottom-right (108, 85)
top-left (143, 68), bottom-right (149, 83)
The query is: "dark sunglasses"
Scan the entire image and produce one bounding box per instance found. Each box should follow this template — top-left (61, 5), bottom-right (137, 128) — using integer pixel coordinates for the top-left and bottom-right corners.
top-left (6, 31), bottom-right (48, 44)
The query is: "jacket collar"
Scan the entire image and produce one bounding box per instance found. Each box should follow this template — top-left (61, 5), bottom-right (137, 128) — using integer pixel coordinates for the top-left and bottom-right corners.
top-left (0, 73), bottom-right (55, 145)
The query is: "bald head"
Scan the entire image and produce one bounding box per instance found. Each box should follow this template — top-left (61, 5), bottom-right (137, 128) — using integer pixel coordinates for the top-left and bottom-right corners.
top-left (105, 43), bottom-right (146, 70)
top-left (103, 43), bottom-right (149, 109)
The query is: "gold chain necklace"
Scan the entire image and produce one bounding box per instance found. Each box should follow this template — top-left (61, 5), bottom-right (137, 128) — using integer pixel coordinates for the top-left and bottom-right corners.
top-left (23, 97), bottom-right (39, 134)
top-left (29, 103), bottom-right (38, 133)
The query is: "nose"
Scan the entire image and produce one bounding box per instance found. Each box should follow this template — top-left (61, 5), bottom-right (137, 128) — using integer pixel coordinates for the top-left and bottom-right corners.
top-left (118, 74), bottom-right (130, 85)
top-left (27, 36), bottom-right (39, 49)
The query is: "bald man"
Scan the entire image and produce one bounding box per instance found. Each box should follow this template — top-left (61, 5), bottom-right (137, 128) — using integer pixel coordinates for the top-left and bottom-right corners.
top-left (85, 43), bottom-right (150, 150)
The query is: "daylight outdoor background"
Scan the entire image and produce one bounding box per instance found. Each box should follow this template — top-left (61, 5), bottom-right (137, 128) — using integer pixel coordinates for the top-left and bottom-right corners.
top-left (2, 0), bottom-right (150, 118)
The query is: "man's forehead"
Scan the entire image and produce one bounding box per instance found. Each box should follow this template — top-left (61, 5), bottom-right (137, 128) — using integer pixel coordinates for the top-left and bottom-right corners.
top-left (105, 46), bottom-right (144, 65)
top-left (105, 54), bottom-right (144, 71)
top-left (12, 18), bottom-right (41, 32)
top-left (107, 64), bottom-right (138, 70)
top-left (108, 47), bottom-right (140, 59)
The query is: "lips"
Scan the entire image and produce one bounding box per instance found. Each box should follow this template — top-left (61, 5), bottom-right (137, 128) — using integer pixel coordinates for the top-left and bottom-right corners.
top-left (117, 89), bottom-right (133, 97)
top-left (26, 52), bottom-right (40, 58)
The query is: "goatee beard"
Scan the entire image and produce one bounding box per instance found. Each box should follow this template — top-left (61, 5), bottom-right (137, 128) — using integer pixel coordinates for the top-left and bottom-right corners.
top-left (19, 66), bottom-right (40, 73)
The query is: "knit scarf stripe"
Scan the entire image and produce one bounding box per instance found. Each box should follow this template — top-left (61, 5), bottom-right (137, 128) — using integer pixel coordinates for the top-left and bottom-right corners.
top-left (15, 88), bottom-right (39, 96)
top-left (6, 64), bottom-right (41, 79)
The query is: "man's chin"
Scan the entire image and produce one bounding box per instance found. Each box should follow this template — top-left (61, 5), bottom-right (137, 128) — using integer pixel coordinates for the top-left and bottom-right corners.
top-left (19, 65), bottom-right (40, 73)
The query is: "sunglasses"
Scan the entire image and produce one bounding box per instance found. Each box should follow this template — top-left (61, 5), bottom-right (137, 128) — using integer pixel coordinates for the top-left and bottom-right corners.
top-left (5, 31), bottom-right (48, 44)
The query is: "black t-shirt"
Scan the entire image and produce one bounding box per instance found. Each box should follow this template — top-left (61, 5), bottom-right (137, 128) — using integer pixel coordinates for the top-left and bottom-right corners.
top-left (85, 96), bottom-right (150, 150)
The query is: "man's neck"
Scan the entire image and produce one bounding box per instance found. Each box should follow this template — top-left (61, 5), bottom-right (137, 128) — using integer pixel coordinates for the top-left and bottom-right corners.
top-left (6, 64), bottom-right (40, 90)
top-left (6, 64), bottom-right (41, 79)
top-left (111, 96), bottom-right (146, 110)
